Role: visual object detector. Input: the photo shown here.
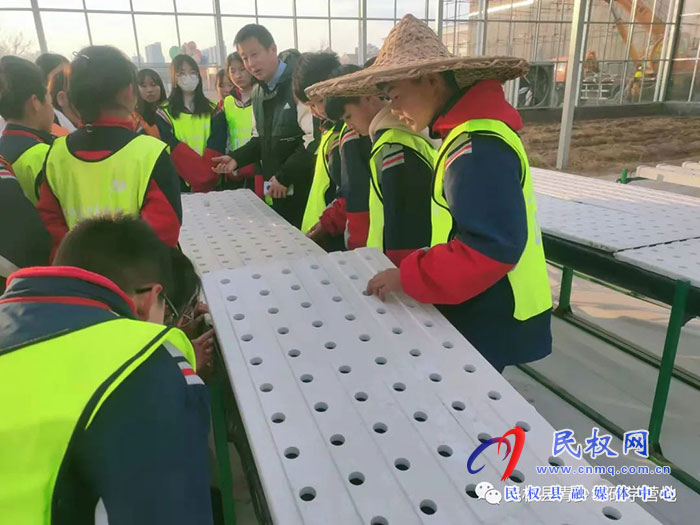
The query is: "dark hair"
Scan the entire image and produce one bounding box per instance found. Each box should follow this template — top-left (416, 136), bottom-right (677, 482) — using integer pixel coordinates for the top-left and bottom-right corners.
top-left (168, 54), bottom-right (213, 118)
top-left (323, 64), bottom-right (363, 122)
top-left (292, 52), bottom-right (340, 103)
top-left (35, 53), bottom-right (68, 81)
top-left (0, 56), bottom-right (48, 120)
top-left (48, 64), bottom-right (69, 108)
top-left (226, 52), bottom-right (243, 70)
top-left (216, 68), bottom-right (227, 87)
top-left (234, 24), bottom-right (275, 49)
top-left (68, 45), bottom-right (137, 124)
top-left (136, 68), bottom-right (166, 125)
top-left (53, 216), bottom-right (174, 297)
top-left (169, 248), bottom-right (201, 321)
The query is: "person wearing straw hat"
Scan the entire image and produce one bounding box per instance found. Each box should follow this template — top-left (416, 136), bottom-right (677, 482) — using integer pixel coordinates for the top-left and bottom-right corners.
top-left (306, 15), bottom-right (552, 372)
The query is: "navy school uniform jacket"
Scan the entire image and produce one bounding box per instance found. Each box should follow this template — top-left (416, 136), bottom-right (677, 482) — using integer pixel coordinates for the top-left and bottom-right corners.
top-left (0, 267), bottom-right (213, 524)
top-left (369, 106), bottom-right (434, 267)
top-left (400, 80), bottom-right (552, 372)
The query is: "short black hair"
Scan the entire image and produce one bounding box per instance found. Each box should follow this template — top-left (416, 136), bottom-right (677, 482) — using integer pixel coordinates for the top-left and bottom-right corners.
top-left (35, 53), bottom-right (68, 81)
top-left (69, 45), bottom-right (137, 124)
top-left (0, 56), bottom-right (48, 120)
top-left (234, 24), bottom-right (275, 49)
top-left (53, 216), bottom-right (174, 297)
top-left (323, 64), bottom-right (363, 122)
top-left (293, 52), bottom-right (340, 103)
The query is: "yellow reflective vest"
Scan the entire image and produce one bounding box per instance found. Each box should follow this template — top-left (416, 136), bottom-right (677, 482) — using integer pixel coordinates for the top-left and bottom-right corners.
top-left (0, 319), bottom-right (195, 524)
top-left (8, 142), bottom-right (49, 204)
top-left (432, 118), bottom-right (552, 321)
top-left (223, 95), bottom-right (253, 151)
top-left (301, 125), bottom-right (341, 233)
top-left (45, 134), bottom-right (165, 229)
top-left (367, 128), bottom-right (436, 251)
top-left (162, 102), bottom-right (215, 155)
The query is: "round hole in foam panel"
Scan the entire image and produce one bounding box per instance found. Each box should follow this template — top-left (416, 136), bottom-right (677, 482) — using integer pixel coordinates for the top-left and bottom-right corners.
top-left (509, 470), bottom-right (525, 483)
top-left (282, 268), bottom-right (291, 274)
top-left (392, 327), bottom-right (403, 335)
top-left (419, 500), bottom-right (437, 515)
top-left (252, 273), bottom-right (261, 279)
top-left (516, 420), bottom-right (531, 432)
top-left (288, 349), bottom-right (300, 358)
top-left (465, 484), bottom-right (478, 499)
top-left (354, 391), bottom-right (368, 402)
top-left (300, 374), bottom-right (313, 383)
top-left (488, 390), bottom-right (502, 401)
top-left (233, 313), bottom-right (245, 321)
top-left (345, 313), bottom-right (356, 321)
top-left (359, 334), bottom-right (371, 342)
top-left (429, 373), bottom-right (442, 383)
top-left (464, 364), bottom-right (476, 373)
top-left (410, 348), bottom-right (421, 357)
top-left (548, 456), bottom-right (564, 467)
top-left (376, 307), bottom-right (386, 314)
top-left (437, 445), bottom-right (453, 457)
top-left (291, 284), bottom-right (301, 291)
top-left (370, 518), bottom-right (388, 525)
top-left (220, 278), bottom-right (230, 284)
top-left (321, 279), bottom-right (330, 285)
top-left (477, 432), bottom-right (492, 443)
top-left (226, 295), bottom-right (237, 302)
top-left (338, 365), bottom-right (352, 374)
top-left (332, 296), bottom-right (343, 302)
top-left (271, 412), bottom-right (285, 424)
top-left (249, 357), bottom-right (262, 366)
top-left (350, 274), bottom-right (359, 280)
top-left (284, 447), bottom-right (299, 459)
top-left (324, 341), bottom-right (336, 350)
top-left (259, 289), bottom-right (270, 296)
top-left (393, 382), bottom-right (406, 392)
top-left (260, 383), bottom-right (273, 392)
top-left (268, 307), bottom-right (279, 314)
top-left (452, 401), bottom-right (465, 411)
top-left (314, 402), bottom-right (328, 413)
top-left (312, 320), bottom-right (323, 328)
top-left (330, 434), bottom-right (345, 446)
top-left (394, 458), bottom-right (410, 471)
top-left (299, 487), bottom-right (316, 502)
top-left (241, 334), bottom-right (253, 342)
top-left (277, 327), bottom-right (289, 335)
top-left (602, 507), bottom-right (622, 521)
top-left (373, 422), bottom-right (388, 434)
top-left (348, 472), bottom-right (365, 486)
top-left (413, 411), bottom-right (428, 422)
top-left (301, 301), bottom-right (312, 308)
top-left (375, 356), bottom-right (387, 365)
top-left (442, 341), bottom-right (454, 349)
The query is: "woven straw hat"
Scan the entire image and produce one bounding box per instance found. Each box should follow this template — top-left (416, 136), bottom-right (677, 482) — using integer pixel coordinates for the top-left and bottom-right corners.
top-left (305, 14), bottom-right (529, 99)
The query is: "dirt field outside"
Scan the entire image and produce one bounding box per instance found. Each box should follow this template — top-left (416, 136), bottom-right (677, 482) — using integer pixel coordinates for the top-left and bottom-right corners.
top-left (520, 116), bottom-right (700, 177)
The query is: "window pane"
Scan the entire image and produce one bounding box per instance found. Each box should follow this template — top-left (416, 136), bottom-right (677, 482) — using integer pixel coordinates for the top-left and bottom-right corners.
top-left (297, 19), bottom-right (330, 52)
top-left (221, 16), bottom-right (257, 56)
top-left (0, 1), bottom-right (31, 7)
top-left (367, 20), bottom-right (394, 58)
top-left (88, 14), bottom-right (138, 61)
top-left (397, 0), bottom-right (426, 19)
top-left (135, 14), bottom-right (179, 64)
top-left (488, 0), bottom-right (541, 22)
top-left (257, 0), bottom-right (293, 17)
top-left (177, 15), bottom-right (219, 65)
top-left (450, 20), bottom-right (480, 57)
top-left (367, 2), bottom-right (394, 19)
top-left (585, 22), bottom-right (628, 63)
top-left (220, 0), bottom-right (256, 16)
top-left (297, 0), bottom-right (328, 17)
top-left (176, 0), bottom-right (213, 13)
top-left (41, 11), bottom-right (90, 58)
top-left (132, 0), bottom-right (174, 13)
top-left (331, 0), bottom-right (358, 17)
top-left (668, 59), bottom-right (696, 101)
top-left (84, 0), bottom-right (130, 10)
top-left (0, 10), bottom-right (40, 59)
top-left (38, 0), bottom-right (82, 7)
top-left (331, 19), bottom-right (360, 63)
top-left (263, 18), bottom-right (295, 51)
top-left (427, 0), bottom-right (438, 20)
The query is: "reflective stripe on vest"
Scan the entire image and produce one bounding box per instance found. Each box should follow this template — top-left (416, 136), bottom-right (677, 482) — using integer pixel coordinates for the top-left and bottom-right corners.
top-left (367, 128), bottom-right (436, 251)
top-left (46, 134), bottom-right (165, 229)
top-left (223, 95), bottom-right (253, 150)
top-left (0, 318), bottom-right (195, 524)
top-left (12, 142), bottom-right (49, 204)
top-left (162, 105), bottom-right (213, 155)
top-left (432, 118), bottom-right (552, 321)
top-left (301, 126), bottom-right (341, 233)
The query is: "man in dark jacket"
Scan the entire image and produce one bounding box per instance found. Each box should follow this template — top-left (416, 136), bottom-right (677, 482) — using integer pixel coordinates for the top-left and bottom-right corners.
top-left (212, 24), bottom-right (314, 228)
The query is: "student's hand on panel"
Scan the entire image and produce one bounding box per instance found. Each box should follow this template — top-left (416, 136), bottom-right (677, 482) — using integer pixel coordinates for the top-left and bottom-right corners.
top-left (211, 155), bottom-right (238, 174)
top-left (176, 301), bottom-right (209, 340)
top-left (192, 328), bottom-right (215, 373)
top-left (306, 222), bottom-right (328, 243)
top-left (267, 176), bottom-right (288, 199)
top-left (366, 268), bottom-right (403, 301)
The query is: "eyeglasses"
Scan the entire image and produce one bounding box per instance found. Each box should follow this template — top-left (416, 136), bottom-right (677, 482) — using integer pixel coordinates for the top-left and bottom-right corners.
top-left (135, 286), bottom-right (179, 325)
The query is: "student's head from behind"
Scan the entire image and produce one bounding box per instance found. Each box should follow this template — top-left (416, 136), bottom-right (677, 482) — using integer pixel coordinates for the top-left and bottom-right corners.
top-left (234, 24), bottom-right (278, 83)
top-left (216, 68), bottom-right (233, 101)
top-left (48, 64), bottom-right (80, 126)
top-left (226, 52), bottom-right (253, 92)
top-left (293, 52), bottom-right (340, 121)
top-left (168, 54), bottom-right (211, 117)
top-left (35, 53), bottom-right (68, 82)
top-left (69, 46), bottom-right (138, 124)
top-left (137, 69), bottom-right (166, 105)
top-left (53, 216), bottom-right (175, 324)
top-left (324, 64), bottom-right (384, 136)
top-left (0, 56), bottom-right (54, 132)
top-left (380, 71), bottom-right (459, 132)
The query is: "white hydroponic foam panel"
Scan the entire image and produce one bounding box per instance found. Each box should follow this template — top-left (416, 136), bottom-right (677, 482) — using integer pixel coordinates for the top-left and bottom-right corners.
top-left (203, 247), bottom-right (659, 525)
top-left (533, 168), bottom-right (700, 229)
top-left (180, 190), bottom-right (324, 274)
top-left (616, 239), bottom-right (700, 288)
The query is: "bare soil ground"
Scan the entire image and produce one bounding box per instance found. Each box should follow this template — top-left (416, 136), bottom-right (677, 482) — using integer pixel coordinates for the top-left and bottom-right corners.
top-left (520, 116), bottom-right (700, 177)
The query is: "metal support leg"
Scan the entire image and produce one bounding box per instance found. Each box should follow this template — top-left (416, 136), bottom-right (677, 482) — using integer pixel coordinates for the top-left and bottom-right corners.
top-left (556, 266), bottom-right (574, 315)
top-left (211, 377), bottom-right (237, 525)
top-left (648, 280), bottom-right (690, 453)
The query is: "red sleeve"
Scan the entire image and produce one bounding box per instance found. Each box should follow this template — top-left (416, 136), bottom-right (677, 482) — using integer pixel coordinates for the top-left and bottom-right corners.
top-left (319, 197), bottom-right (347, 236)
top-left (171, 142), bottom-right (219, 193)
top-left (399, 238), bottom-right (514, 304)
top-left (36, 181), bottom-right (69, 260)
top-left (345, 211), bottom-right (369, 250)
top-left (140, 179), bottom-right (181, 247)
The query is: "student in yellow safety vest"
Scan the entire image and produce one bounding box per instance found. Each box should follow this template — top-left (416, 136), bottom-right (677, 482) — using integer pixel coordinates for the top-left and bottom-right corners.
top-left (308, 15), bottom-right (553, 372)
top-left (134, 68), bottom-right (167, 139)
top-left (0, 56), bottom-right (56, 204)
top-left (206, 52), bottom-right (258, 191)
top-left (36, 45), bottom-right (182, 256)
top-left (0, 216), bottom-right (214, 524)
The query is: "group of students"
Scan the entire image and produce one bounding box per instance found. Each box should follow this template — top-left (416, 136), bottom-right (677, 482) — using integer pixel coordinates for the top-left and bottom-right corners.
top-left (0, 14), bottom-right (554, 524)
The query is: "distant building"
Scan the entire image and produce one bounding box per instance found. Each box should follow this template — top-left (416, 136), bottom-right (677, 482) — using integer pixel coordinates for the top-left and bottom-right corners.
top-left (145, 42), bottom-right (165, 64)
